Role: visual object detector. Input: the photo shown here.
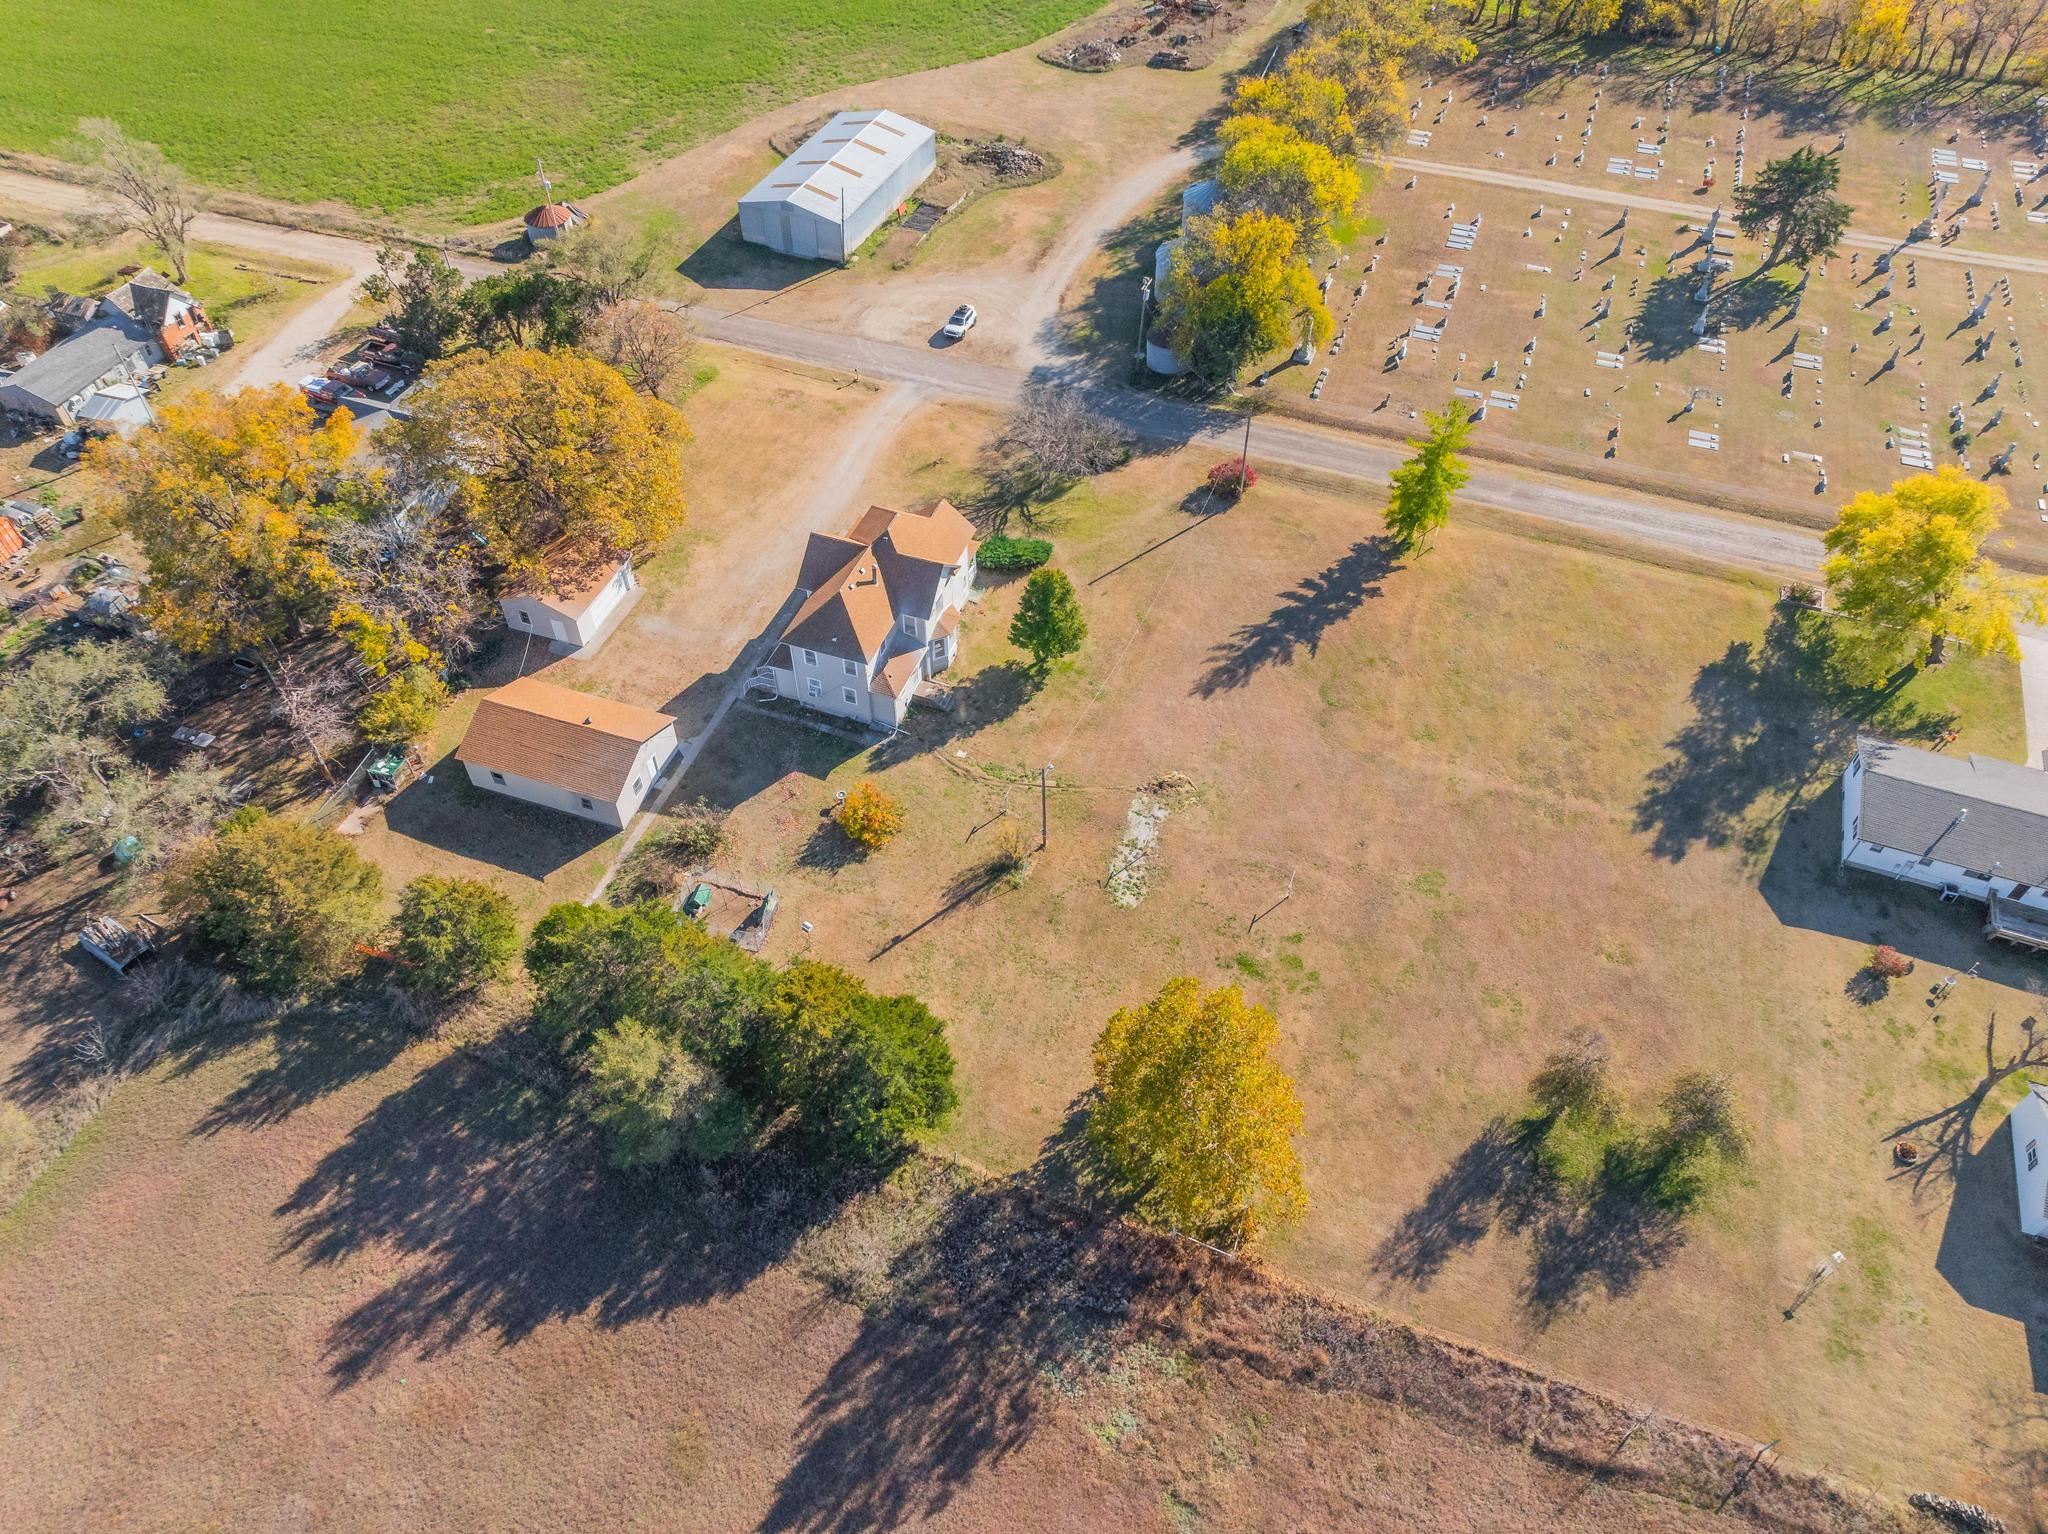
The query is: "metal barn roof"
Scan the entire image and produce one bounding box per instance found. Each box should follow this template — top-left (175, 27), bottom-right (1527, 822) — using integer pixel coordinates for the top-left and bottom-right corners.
top-left (738, 110), bottom-right (935, 225)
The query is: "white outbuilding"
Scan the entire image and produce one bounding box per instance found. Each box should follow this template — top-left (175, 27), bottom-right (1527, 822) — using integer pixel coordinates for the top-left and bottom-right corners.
top-left (2012, 1080), bottom-right (2048, 1240)
top-left (738, 110), bottom-right (937, 264)
top-left (456, 674), bottom-right (678, 829)
top-left (499, 557), bottom-right (641, 658)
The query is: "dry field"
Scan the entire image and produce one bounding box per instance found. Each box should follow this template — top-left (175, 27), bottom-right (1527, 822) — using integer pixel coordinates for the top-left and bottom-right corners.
top-left (624, 398), bottom-right (2046, 1519)
top-left (2, 1007), bottom-right (1889, 1534)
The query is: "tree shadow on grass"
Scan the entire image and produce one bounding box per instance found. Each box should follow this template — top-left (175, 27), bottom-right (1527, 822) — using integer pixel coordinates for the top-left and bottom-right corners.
top-left (183, 988), bottom-right (410, 1136)
top-left (1373, 1116), bottom-right (1690, 1329)
top-left (1632, 606), bottom-right (1956, 864)
top-left (865, 660), bottom-right (1039, 772)
top-left (1370, 1118), bottom-right (1553, 1287)
top-left (1192, 536), bottom-right (1404, 698)
top-left (761, 1179), bottom-right (1202, 1533)
top-left (1629, 269), bottom-right (1794, 364)
top-left (276, 1042), bottom-right (862, 1388)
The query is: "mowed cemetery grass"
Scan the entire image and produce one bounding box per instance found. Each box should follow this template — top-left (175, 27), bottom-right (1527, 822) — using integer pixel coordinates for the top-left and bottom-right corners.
top-left (647, 400), bottom-right (2045, 1514)
top-left (0, 0), bottom-right (1100, 221)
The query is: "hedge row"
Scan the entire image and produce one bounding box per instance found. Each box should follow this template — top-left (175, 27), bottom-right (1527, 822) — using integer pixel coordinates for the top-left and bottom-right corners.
top-left (977, 535), bottom-right (1052, 570)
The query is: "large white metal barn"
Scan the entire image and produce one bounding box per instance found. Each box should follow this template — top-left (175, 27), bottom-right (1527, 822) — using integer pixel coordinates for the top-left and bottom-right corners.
top-left (737, 109), bottom-right (937, 264)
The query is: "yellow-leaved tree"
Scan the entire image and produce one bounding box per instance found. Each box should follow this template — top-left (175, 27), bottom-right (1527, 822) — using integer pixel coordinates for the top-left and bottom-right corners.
top-left (1822, 467), bottom-right (2047, 682)
top-left (1159, 210), bottom-right (1334, 385)
top-left (1088, 977), bottom-right (1307, 1248)
top-left (1216, 114), bottom-right (1363, 247)
top-left (395, 347), bottom-right (689, 594)
top-left (90, 385), bottom-right (356, 657)
top-left (1232, 66), bottom-right (1360, 158)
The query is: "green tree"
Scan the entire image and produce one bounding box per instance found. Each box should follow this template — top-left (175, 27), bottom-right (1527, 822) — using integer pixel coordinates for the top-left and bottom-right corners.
top-left (1733, 146), bottom-right (1853, 270)
top-left (1384, 397), bottom-right (1473, 554)
top-left (1008, 567), bottom-right (1087, 669)
top-left (167, 808), bottom-right (383, 990)
top-left (1644, 1071), bottom-right (1748, 1211)
top-left (524, 900), bottom-right (760, 1059)
top-left (579, 1016), bottom-right (748, 1169)
top-left (1088, 977), bottom-right (1307, 1247)
top-left (0, 641), bottom-right (227, 867)
top-left (355, 665), bottom-right (449, 746)
top-left (1822, 467), bottom-right (2048, 680)
top-left (1158, 210), bottom-right (1333, 384)
top-left (361, 244), bottom-right (467, 359)
top-left (393, 874), bottom-right (518, 997)
top-left (753, 960), bottom-right (957, 1166)
top-left (462, 269), bottom-right (593, 351)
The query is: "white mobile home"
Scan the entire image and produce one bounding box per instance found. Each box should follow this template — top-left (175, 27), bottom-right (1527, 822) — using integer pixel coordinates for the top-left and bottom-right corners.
top-left (2013, 1081), bottom-right (2048, 1240)
top-left (738, 110), bottom-right (937, 264)
top-left (456, 674), bottom-right (678, 829)
top-left (499, 558), bottom-right (640, 657)
top-left (1840, 736), bottom-right (2048, 949)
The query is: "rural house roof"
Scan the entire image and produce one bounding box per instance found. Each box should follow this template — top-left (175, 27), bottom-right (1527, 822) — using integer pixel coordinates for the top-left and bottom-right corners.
top-left (505, 556), bottom-right (629, 620)
top-left (1855, 736), bottom-right (2048, 884)
top-left (457, 675), bottom-right (675, 802)
top-left (0, 326), bottom-right (149, 409)
top-left (738, 110), bottom-right (935, 222)
top-left (101, 269), bottom-right (194, 329)
top-left (779, 501), bottom-right (975, 662)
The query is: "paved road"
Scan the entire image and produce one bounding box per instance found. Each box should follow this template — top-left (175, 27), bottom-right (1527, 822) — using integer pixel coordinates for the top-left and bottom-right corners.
top-left (0, 162), bottom-right (1843, 579)
top-left (694, 307), bottom-right (1827, 579)
top-left (2021, 627), bottom-right (2048, 767)
top-left (1385, 155), bottom-right (2048, 278)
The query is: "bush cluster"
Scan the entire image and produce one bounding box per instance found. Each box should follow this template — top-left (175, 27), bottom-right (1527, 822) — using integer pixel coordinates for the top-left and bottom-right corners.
top-left (976, 535), bottom-right (1053, 570)
top-left (526, 901), bottom-right (956, 1171)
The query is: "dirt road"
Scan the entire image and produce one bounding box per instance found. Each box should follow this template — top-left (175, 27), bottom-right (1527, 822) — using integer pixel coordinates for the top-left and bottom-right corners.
top-left (0, 169), bottom-right (493, 394)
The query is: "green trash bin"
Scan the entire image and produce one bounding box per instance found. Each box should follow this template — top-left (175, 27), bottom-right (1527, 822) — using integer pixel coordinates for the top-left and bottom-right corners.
top-left (682, 883), bottom-right (713, 920)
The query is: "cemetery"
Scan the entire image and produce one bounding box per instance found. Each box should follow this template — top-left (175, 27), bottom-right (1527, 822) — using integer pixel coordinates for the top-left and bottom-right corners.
top-left (1272, 51), bottom-right (2048, 564)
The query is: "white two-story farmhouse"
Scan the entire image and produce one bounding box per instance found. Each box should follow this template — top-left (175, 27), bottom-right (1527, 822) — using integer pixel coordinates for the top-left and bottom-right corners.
top-left (767, 500), bottom-right (976, 730)
top-left (1840, 736), bottom-right (2048, 951)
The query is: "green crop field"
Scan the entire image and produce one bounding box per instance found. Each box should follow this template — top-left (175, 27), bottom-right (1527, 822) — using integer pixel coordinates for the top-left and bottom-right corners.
top-left (0, 0), bottom-right (1100, 223)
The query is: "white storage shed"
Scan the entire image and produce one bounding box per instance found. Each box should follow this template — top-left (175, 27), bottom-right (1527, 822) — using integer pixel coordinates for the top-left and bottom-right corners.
top-left (738, 110), bottom-right (937, 264)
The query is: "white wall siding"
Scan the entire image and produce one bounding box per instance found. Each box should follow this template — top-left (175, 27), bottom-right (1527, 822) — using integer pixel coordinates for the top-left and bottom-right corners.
top-left (465, 720), bottom-right (678, 830)
top-left (2013, 1088), bottom-right (2048, 1238)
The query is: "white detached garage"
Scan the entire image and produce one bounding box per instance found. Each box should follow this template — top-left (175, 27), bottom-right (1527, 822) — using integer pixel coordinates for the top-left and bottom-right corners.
top-left (456, 674), bottom-right (679, 829)
top-left (738, 110), bottom-right (937, 264)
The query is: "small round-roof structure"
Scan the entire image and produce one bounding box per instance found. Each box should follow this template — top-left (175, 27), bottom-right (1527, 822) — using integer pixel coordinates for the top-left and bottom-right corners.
top-left (522, 202), bottom-right (588, 244)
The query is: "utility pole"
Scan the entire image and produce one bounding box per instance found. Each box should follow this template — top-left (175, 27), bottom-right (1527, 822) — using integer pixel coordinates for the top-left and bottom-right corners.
top-left (1136, 274), bottom-right (1153, 366)
top-left (1237, 407), bottom-right (1254, 494)
top-left (1040, 763), bottom-right (1052, 850)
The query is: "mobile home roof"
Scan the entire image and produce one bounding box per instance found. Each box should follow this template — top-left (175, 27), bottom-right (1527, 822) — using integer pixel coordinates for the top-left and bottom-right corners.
top-left (738, 110), bottom-right (934, 224)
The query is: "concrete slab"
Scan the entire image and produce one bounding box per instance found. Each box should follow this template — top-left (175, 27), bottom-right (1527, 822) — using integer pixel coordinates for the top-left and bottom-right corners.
top-left (2020, 625), bottom-right (2048, 768)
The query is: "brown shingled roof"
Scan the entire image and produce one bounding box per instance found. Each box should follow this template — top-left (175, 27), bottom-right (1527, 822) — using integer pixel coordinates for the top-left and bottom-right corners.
top-left (779, 503), bottom-right (975, 663)
top-left (457, 675), bottom-right (674, 801)
top-left (872, 649), bottom-right (923, 699)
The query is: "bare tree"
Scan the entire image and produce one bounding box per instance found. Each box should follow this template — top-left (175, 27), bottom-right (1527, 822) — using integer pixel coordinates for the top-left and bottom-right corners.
top-left (326, 493), bottom-right (488, 667)
top-left (74, 119), bottom-right (201, 285)
top-left (588, 301), bottom-right (696, 398)
top-left (995, 386), bottom-right (1134, 486)
top-left (544, 222), bottom-right (656, 308)
top-left (264, 653), bottom-right (352, 783)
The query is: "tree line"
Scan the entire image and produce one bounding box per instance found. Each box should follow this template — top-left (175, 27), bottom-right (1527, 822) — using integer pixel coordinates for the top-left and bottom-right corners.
top-left (1477, 0), bottom-right (2048, 80)
top-left (1158, 0), bottom-right (1475, 384)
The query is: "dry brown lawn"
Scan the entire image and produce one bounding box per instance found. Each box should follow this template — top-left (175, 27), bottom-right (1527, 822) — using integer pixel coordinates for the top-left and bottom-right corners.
top-left (2, 1009), bottom-right (1864, 1534)
top-left (648, 401), bottom-right (2046, 1521)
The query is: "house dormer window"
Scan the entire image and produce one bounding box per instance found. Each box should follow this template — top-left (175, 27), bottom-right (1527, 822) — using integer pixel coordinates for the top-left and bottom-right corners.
top-left (901, 615), bottom-right (917, 635)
